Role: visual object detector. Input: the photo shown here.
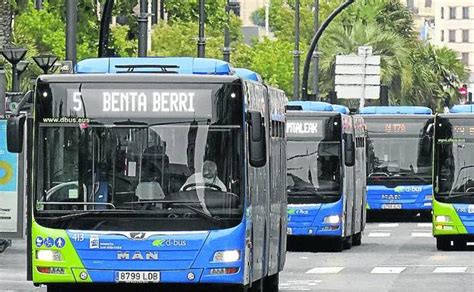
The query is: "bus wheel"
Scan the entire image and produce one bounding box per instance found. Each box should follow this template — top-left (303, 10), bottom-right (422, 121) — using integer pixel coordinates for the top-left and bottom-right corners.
top-left (343, 236), bottom-right (352, 250)
top-left (436, 237), bottom-right (451, 251)
top-left (264, 273), bottom-right (279, 292)
top-left (352, 233), bottom-right (362, 246)
top-left (247, 278), bottom-right (264, 292)
top-left (329, 238), bottom-right (343, 252)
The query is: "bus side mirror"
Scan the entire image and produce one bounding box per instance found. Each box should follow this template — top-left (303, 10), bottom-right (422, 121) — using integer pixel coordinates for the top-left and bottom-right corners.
top-left (248, 111), bottom-right (266, 168)
top-left (7, 115), bottom-right (26, 153)
top-left (344, 133), bottom-right (355, 167)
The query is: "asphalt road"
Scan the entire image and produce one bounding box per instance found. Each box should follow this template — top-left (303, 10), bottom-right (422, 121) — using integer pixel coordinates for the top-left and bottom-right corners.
top-left (1, 222), bottom-right (474, 291)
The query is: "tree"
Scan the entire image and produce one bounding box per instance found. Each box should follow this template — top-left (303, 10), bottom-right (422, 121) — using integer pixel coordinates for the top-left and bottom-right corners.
top-left (0, 0), bottom-right (13, 48)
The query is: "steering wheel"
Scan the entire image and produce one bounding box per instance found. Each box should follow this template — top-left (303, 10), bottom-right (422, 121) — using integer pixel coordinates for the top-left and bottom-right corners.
top-left (465, 187), bottom-right (474, 193)
top-left (182, 182), bottom-right (222, 192)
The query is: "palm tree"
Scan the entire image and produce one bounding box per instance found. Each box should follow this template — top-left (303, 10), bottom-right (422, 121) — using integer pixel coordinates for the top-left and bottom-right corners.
top-left (0, 0), bottom-right (13, 48)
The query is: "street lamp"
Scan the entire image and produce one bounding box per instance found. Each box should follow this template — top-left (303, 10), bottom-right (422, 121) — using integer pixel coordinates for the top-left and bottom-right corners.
top-left (1, 47), bottom-right (28, 92)
top-left (33, 55), bottom-right (58, 74)
top-left (223, 0), bottom-right (240, 62)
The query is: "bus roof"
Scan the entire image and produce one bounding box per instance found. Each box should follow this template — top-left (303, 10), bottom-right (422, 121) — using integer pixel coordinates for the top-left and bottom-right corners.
top-left (234, 68), bottom-right (262, 82)
top-left (449, 104), bottom-right (474, 113)
top-left (287, 101), bottom-right (333, 112)
top-left (76, 57), bottom-right (233, 75)
top-left (331, 104), bottom-right (350, 114)
top-left (287, 101), bottom-right (349, 114)
top-left (360, 106), bottom-right (432, 115)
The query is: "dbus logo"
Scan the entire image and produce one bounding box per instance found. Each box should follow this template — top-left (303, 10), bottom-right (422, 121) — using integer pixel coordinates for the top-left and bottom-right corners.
top-left (288, 209), bottom-right (309, 215)
top-left (394, 186), bottom-right (422, 193)
top-left (152, 239), bottom-right (187, 247)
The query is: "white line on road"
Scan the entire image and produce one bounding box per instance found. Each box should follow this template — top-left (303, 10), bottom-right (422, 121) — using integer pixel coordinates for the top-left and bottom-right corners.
top-left (417, 223), bottom-right (432, 228)
top-left (371, 267), bottom-right (406, 274)
top-left (378, 223), bottom-right (399, 228)
top-left (433, 267), bottom-right (468, 273)
top-left (411, 232), bottom-right (432, 237)
top-left (368, 232), bottom-right (391, 237)
top-left (306, 267), bottom-right (344, 274)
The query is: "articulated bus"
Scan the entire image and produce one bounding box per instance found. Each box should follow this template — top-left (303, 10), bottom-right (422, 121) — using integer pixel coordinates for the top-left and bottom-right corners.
top-left (285, 101), bottom-right (366, 251)
top-left (361, 106), bottom-right (433, 216)
top-left (7, 57), bottom-right (288, 291)
top-left (433, 104), bottom-right (474, 250)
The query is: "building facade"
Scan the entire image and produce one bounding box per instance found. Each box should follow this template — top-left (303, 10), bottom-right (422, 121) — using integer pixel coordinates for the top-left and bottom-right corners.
top-left (433, 0), bottom-right (474, 86)
top-left (239, 0), bottom-right (267, 26)
top-left (405, 0), bottom-right (435, 40)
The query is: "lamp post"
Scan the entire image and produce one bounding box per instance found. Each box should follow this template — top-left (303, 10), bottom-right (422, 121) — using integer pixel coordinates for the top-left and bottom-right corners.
top-left (302, 0), bottom-right (355, 101)
top-left (197, 0), bottom-right (206, 58)
top-left (223, 0), bottom-right (240, 62)
top-left (293, 0), bottom-right (300, 100)
top-left (1, 47), bottom-right (28, 92)
top-left (33, 55), bottom-right (58, 74)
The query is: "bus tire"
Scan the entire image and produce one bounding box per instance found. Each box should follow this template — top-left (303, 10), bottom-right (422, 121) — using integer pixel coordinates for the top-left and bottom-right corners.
top-left (352, 232), bottom-right (362, 246)
top-left (264, 272), bottom-right (279, 292)
top-left (343, 236), bottom-right (352, 250)
top-left (436, 237), bottom-right (450, 251)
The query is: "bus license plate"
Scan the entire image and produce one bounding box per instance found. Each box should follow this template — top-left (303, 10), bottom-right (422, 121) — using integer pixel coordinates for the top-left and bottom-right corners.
top-left (382, 204), bottom-right (402, 210)
top-left (116, 271), bottom-right (160, 283)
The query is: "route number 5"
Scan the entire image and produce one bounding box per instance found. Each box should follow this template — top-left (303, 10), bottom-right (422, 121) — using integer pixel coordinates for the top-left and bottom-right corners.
top-left (73, 92), bottom-right (83, 112)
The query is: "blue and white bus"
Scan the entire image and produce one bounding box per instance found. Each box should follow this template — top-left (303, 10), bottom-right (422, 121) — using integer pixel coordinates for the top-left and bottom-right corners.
top-left (433, 104), bottom-right (474, 250)
top-left (285, 101), bottom-right (366, 251)
top-left (361, 106), bottom-right (433, 216)
top-left (7, 57), bottom-right (288, 291)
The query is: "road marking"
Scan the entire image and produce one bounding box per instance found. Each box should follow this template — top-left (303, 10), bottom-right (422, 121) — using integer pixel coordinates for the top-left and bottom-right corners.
top-left (378, 223), bottom-right (399, 228)
top-left (411, 232), bottom-right (432, 237)
top-left (371, 267), bottom-right (406, 274)
top-left (433, 267), bottom-right (467, 273)
top-left (467, 242), bottom-right (474, 246)
top-left (368, 232), bottom-right (391, 237)
top-left (417, 223), bottom-right (432, 228)
top-left (306, 267), bottom-right (344, 274)
top-left (280, 280), bottom-right (321, 291)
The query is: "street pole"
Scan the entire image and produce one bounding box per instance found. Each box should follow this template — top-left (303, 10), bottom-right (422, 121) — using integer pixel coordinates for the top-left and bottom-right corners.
top-left (66, 0), bottom-right (77, 66)
top-left (265, 1), bottom-right (270, 36)
top-left (311, 0), bottom-right (319, 100)
top-left (35, 0), bottom-right (42, 10)
top-left (12, 65), bottom-right (19, 92)
top-left (293, 0), bottom-right (300, 100)
top-left (197, 0), bottom-right (206, 58)
top-left (223, 0), bottom-right (231, 62)
top-left (138, 0), bottom-right (148, 57)
top-left (302, 0), bottom-right (355, 101)
top-left (98, 0), bottom-right (114, 58)
top-left (0, 65), bottom-right (5, 117)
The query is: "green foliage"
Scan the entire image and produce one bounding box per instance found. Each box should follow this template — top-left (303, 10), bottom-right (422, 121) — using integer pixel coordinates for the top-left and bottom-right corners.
top-left (110, 25), bottom-right (138, 57)
top-left (164, 0), bottom-right (227, 29)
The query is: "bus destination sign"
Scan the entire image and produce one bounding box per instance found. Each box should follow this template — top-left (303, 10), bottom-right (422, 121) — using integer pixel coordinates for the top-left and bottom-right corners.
top-left (367, 120), bottom-right (426, 136)
top-left (67, 89), bottom-right (212, 118)
top-left (286, 120), bottom-right (324, 138)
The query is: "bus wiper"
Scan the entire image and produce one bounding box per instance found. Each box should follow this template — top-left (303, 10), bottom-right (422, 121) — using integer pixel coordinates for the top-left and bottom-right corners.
top-left (169, 202), bottom-right (225, 227)
top-left (43, 210), bottom-right (134, 222)
top-left (287, 187), bottom-right (338, 197)
top-left (446, 192), bottom-right (474, 199)
top-left (287, 150), bottom-right (318, 161)
top-left (394, 173), bottom-right (428, 183)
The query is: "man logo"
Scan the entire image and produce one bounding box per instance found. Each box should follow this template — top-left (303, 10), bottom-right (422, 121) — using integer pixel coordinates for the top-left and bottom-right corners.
top-left (117, 251), bottom-right (159, 260)
top-left (130, 233), bottom-right (146, 240)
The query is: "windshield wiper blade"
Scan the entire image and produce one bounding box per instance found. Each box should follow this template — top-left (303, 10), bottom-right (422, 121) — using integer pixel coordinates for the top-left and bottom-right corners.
top-left (43, 210), bottom-right (133, 222)
top-left (169, 202), bottom-right (225, 227)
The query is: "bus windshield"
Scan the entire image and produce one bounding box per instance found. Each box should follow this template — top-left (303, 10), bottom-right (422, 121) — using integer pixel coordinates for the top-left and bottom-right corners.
top-left (366, 119), bottom-right (432, 186)
top-left (435, 117), bottom-right (474, 203)
top-left (286, 140), bottom-right (341, 200)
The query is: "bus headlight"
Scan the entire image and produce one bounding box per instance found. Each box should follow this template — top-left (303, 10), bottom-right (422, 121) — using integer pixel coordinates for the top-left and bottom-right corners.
top-left (36, 250), bottom-right (62, 262)
top-left (435, 215), bottom-right (451, 223)
top-left (213, 250), bottom-right (240, 262)
top-left (324, 215), bottom-right (340, 224)
top-left (424, 195), bottom-right (432, 200)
